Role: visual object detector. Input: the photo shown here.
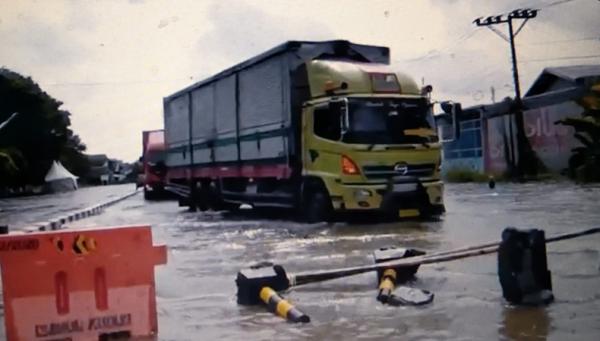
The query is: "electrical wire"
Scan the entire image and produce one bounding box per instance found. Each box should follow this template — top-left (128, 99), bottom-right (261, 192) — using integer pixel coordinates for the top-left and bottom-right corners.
top-left (523, 37), bottom-right (600, 45)
top-left (521, 54), bottom-right (600, 62)
top-left (539, 0), bottom-right (578, 9)
top-left (396, 28), bottom-right (482, 64)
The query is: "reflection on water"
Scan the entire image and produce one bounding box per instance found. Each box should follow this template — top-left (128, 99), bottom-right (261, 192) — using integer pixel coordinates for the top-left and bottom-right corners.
top-left (499, 306), bottom-right (551, 341)
top-left (1, 182), bottom-right (599, 340)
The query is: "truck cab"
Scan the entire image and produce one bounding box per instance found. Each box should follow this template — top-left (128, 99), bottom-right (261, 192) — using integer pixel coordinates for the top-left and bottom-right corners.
top-left (142, 130), bottom-right (167, 200)
top-left (299, 60), bottom-right (445, 220)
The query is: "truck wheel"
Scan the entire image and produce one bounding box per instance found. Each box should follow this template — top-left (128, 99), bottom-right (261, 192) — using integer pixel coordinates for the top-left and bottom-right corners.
top-left (194, 185), bottom-right (210, 212)
top-left (143, 188), bottom-right (154, 201)
top-left (302, 190), bottom-right (332, 223)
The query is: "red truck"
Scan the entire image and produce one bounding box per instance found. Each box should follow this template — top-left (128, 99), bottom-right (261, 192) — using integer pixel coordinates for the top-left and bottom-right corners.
top-left (141, 129), bottom-right (167, 200)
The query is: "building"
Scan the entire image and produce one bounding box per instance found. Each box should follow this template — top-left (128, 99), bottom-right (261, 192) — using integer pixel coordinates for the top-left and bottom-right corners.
top-left (443, 64), bottom-right (600, 176)
top-left (84, 154), bottom-right (133, 185)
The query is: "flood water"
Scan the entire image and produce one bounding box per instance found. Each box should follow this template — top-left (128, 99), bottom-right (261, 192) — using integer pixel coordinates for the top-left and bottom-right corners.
top-left (1, 182), bottom-right (600, 340)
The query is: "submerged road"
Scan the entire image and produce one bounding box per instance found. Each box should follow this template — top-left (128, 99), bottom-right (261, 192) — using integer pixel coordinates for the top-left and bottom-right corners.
top-left (1, 182), bottom-right (600, 340)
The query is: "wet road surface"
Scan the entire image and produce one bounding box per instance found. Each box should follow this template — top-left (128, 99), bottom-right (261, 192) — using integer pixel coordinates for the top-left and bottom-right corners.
top-left (0, 185), bottom-right (137, 229)
top-left (1, 182), bottom-right (600, 340)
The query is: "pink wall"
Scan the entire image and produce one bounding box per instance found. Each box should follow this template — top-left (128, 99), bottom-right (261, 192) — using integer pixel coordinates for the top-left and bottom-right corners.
top-left (484, 101), bottom-right (582, 174)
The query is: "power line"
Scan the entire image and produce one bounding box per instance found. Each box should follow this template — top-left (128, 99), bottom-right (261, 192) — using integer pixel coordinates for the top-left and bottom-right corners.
top-left (521, 54), bottom-right (600, 62)
top-left (540, 0), bottom-right (577, 8)
top-left (396, 28), bottom-right (482, 63)
top-left (523, 37), bottom-right (600, 45)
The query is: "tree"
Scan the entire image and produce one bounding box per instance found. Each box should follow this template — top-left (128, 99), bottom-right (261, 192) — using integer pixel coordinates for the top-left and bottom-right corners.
top-left (557, 82), bottom-right (600, 182)
top-left (0, 68), bottom-right (89, 189)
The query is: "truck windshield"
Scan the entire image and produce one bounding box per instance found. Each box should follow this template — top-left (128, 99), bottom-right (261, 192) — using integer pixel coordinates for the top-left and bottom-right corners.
top-left (342, 98), bottom-right (435, 145)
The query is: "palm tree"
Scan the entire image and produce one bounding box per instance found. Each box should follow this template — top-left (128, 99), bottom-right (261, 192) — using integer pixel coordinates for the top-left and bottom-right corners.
top-left (557, 83), bottom-right (600, 182)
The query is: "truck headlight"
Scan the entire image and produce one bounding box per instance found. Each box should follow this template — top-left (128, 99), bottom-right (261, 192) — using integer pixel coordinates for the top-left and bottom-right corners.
top-left (354, 189), bottom-right (372, 199)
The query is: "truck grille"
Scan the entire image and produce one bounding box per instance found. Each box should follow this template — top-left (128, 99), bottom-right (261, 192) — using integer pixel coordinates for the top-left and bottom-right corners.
top-left (362, 163), bottom-right (436, 180)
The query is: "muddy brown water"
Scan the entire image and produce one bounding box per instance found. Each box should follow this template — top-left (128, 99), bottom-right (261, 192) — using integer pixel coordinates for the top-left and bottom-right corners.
top-left (1, 182), bottom-right (599, 340)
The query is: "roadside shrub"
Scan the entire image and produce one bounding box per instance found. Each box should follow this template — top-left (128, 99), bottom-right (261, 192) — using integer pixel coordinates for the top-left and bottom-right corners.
top-left (444, 169), bottom-right (491, 183)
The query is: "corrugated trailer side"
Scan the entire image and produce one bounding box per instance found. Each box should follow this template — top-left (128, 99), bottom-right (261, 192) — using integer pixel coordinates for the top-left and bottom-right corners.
top-left (212, 75), bottom-right (238, 163)
top-left (164, 55), bottom-right (292, 179)
top-left (164, 40), bottom-right (390, 183)
top-left (190, 83), bottom-right (215, 164)
top-left (164, 94), bottom-right (189, 170)
top-left (237, 54), bottom-right (290, 164)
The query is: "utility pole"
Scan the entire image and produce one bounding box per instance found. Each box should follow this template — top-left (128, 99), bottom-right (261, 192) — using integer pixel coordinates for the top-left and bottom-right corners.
top-left (474, 8), bottom-right (539, 179)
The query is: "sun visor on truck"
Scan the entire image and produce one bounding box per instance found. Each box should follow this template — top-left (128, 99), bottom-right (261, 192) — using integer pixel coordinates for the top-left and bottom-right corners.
top-left (293, 40), bottom-right (390, 65)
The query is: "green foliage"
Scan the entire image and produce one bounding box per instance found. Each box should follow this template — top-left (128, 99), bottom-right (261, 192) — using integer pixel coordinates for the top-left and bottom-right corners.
top-left (444, 168), bottom-right (491, 183)
top-left (0, 68), bottom-right (89, 189)
top-left (556, 84), bottom-right (600, 182)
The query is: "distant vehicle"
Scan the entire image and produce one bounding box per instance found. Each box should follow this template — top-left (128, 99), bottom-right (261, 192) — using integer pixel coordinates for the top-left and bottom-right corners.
top-left (162, 40), bottom-right (460, 221)
top-left (141, 129), bottom-right (167, 200)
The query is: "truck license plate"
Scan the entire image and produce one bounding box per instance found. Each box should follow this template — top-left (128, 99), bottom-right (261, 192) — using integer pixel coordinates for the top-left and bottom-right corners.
top-left (392, 183), bottom-right (417, 192)
top-left (399, 209), bottom-right (420, 218)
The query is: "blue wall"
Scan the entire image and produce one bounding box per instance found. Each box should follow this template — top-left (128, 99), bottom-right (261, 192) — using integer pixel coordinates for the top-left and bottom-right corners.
top-left (442, 119), bottom-right (484, 174)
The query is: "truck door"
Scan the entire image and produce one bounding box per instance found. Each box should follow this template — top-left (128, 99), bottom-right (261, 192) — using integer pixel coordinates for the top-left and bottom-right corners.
top-left (302, 104), bottom-right (344, 183)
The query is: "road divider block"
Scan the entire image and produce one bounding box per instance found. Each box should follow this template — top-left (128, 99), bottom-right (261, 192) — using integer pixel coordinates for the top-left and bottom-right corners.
top-left (373, 247), bottom-right (425, 304)
top-left (259, 287), bottom-right (310, 323)
top-left (19, 190), bottom-right (140, 232)
top-left (498, 228), bottom-right (554, 305)
top-left (50, 221), bottom-right (60, 230)
top-left (236, 264), bottom-right (311, 322)
top-left (0, 224), bottom-right (167, 340)
top-left (235, 227), bottom-right (600, 321)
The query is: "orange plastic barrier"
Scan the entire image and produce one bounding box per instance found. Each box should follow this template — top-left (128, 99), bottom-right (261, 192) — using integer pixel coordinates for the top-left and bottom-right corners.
top-left (0, 225), bottom-right (167, 341)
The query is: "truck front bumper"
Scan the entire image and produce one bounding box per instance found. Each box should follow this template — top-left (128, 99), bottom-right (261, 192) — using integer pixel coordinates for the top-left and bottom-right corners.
top-left (332, 177), bottom-right (444, 218)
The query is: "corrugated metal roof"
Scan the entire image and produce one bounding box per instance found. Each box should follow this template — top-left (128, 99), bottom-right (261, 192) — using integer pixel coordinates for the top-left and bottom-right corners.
top-left (525, 64), bottom-right (600, 97)
top-left (544, 65), bottom-right (600, 82)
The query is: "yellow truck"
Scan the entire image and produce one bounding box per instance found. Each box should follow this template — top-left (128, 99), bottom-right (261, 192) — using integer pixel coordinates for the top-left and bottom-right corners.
top-left (163, 40), bottom-right (460, 221)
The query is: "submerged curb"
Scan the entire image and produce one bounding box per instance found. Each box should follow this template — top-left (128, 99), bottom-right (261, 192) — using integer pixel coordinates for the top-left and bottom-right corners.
top-left (23, 189), bottom-right (139, 232)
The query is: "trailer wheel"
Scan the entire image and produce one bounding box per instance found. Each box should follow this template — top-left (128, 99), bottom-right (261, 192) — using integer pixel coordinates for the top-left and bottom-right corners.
top-left (194, 183), bottom-right (210, 212)
top-left (302, 189), bottom-right (332, 223)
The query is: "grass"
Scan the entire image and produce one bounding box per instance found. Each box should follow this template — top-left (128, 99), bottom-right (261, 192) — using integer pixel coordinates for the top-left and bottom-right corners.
top-left (444, 168), bottom-right (572, 183)
top-left (444, 169), bottom-right (492, 183)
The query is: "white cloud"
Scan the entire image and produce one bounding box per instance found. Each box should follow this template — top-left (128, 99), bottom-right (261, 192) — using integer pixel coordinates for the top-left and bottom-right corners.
top-left (1, 0), bottom-right (598, 160)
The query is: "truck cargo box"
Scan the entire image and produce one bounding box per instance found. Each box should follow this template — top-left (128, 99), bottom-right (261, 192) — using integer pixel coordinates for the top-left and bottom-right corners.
top-left (163, 40), bottom-right (389, 178)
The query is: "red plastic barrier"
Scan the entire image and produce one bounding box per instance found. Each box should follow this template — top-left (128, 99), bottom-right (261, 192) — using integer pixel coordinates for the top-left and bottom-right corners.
top-left (0, 225), bottom-right (167, 341)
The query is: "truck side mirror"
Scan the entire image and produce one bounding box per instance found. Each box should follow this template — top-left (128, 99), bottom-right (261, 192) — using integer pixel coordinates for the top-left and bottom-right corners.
top-left (329, 98), bottom-right (349, 135)
top-left (436, 101), bottom-right (462, 142)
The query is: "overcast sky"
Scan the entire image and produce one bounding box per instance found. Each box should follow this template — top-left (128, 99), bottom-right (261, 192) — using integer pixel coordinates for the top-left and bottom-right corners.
top-left (1, 0), bottom-right (599, 161)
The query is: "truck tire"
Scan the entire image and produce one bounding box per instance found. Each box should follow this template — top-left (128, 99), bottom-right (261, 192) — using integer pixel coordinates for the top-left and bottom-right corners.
top-left (194, 184), bottom-right (210, 212)
top-left (302, 189), bottom-right (332, 223)
top-left (143, 188), bottom-right (155, 201)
